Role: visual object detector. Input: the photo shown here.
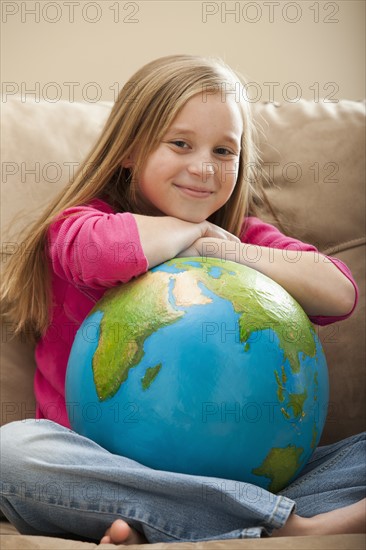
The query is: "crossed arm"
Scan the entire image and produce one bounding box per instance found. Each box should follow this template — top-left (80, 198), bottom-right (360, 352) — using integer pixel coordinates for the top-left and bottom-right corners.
top-left (132, 215), bottom-right (356, 319)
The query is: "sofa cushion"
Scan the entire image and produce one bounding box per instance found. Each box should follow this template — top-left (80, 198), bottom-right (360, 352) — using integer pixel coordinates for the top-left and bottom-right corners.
top-left (1, 519), bottom-right (366, 549)
top-left (1, 98), bottom-right (111, 243)
top-left (253, 100), bottom-right (365, 251)
top-left (318, 246), bottom-right (365, 444)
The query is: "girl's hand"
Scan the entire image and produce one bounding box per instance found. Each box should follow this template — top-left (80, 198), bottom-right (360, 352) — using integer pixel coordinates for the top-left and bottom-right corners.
top-left (177, 236), bottom-right (237, 259)
top-left (176, 238), bottom-right (206, 258)
top-left (199, 221), bottom-right (240, 244)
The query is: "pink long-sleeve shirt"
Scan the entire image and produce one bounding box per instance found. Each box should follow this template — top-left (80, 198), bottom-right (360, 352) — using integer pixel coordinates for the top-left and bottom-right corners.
top-left (35, 199), bottom-right (359, 427)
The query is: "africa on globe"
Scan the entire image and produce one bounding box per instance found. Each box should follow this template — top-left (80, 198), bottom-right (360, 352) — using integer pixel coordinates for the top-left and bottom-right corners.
top-left (65, 257), bottom-right (329, 493)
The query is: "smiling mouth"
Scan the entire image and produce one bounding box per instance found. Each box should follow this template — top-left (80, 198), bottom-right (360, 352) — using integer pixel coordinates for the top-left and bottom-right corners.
top-left (173, 184), bottom-right (213, 198)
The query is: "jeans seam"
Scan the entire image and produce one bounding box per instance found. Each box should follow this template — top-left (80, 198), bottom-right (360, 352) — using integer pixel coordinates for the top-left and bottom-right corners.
top-left (2, 493), bottom-right (190, 542)
top-left (284, 445), bottom-right (351, 492)
top-left (239, 527), bottom-right (263, 538)
top-left (266, 495), bottom-right (295, 530)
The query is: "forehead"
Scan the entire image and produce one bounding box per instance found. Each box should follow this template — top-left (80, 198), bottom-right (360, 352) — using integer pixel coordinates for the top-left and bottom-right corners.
top-left (168, 92), bottom-right (243, 138)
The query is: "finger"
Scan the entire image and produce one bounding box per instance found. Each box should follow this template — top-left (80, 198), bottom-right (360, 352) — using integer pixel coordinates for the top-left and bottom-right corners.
top-left (215, 227), bottom-right (240, 242)
top-left (206, 222), bottom-right (240, 242)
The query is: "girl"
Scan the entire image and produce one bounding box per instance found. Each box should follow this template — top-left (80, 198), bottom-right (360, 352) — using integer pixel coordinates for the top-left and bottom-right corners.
top-left (0, 55), bottom-right (365, 545)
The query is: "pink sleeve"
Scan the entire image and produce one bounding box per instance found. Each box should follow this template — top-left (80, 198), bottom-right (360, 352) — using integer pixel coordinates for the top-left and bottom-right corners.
top-left (48, 199), bottom-right (148, 288)
top-left (240, 217), bottom-right (359, 326)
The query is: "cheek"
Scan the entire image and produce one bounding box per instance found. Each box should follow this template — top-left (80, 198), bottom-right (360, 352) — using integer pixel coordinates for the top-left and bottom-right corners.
top-left (137, 157), bottom-right (160, 191)
top-left (142, 152), bottom-right (172, 184)
top-left (220, 165), bottom-right (238, 194)
top-left (220, 159), bottom-right (239, 179)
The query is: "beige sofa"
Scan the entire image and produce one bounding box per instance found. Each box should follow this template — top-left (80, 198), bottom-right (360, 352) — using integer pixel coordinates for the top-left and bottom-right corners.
top-left (1, 95), bottom-right (365, 549)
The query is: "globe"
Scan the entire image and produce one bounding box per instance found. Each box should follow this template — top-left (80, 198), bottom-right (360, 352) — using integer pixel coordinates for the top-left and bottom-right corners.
top-left (65, 257), bottom-right (329, 493)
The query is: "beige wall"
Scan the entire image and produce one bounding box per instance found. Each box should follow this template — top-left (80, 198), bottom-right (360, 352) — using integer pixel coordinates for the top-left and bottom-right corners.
top-left (1, 0), bottom-right (365, 103)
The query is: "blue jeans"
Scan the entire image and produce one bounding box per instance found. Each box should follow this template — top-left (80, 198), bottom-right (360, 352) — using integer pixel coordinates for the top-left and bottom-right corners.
top-left (0, 420), bottom-right (365, 543)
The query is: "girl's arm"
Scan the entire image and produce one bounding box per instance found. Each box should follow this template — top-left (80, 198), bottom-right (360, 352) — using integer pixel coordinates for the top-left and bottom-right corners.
top-left (49, 201), bottom-right (239, 289)
top-left (131, 214), bottom-right (239, 269)
top-left (179, 237), bottom-right (356, 319)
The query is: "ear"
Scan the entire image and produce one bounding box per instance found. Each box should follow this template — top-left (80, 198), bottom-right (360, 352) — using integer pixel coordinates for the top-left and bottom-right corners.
top-left (122, 158), bottom-right (134, 168)
top-left (121, 152), bottom-right (135, 169)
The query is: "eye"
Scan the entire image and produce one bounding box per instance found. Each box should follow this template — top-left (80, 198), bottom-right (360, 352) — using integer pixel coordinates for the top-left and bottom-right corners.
top-left (215, 147), bottom-right (236, 156)
top-left (171, 140), bottom-right (189, 149)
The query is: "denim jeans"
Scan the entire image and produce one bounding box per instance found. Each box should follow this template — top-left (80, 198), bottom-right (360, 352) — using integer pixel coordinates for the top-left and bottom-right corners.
top-left (0, 420), bottom-right (365, 543)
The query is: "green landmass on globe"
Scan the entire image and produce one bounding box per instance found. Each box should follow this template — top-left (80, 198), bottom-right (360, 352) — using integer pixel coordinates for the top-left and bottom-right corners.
top-left (92, 267), bottom-right (183, 401)
top-left (252, 445), bottom-right (304, 493)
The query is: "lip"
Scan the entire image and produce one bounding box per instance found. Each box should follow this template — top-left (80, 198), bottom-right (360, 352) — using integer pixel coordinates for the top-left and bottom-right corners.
top-left (173, 184), bottom-right (213, 198)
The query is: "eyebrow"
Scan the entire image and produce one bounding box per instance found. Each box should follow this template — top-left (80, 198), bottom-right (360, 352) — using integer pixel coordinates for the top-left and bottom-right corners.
top-left (166, 126), bottom-right (241, 147)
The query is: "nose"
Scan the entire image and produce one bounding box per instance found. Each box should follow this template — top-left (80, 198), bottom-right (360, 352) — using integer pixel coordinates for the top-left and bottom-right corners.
top-left (187, 153), bottom-right (217, 181)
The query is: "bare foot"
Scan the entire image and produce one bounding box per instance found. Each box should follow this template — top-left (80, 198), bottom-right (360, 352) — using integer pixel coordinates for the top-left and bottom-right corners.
top-left (272, 498), bottom-right (366, 537)
top-left (99, 519), bottom-right (148, 545)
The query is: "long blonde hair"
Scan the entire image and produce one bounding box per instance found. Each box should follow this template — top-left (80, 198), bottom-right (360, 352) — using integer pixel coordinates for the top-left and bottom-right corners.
top-left (1, 54), bottom-right (267, 342)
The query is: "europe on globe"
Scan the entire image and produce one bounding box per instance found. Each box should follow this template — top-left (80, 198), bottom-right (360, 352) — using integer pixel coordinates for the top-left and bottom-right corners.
top-left (66, 257), bottom-right (329, 493)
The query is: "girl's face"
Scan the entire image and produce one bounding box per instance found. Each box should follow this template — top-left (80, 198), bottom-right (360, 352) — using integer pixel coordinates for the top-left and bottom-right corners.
top-left (135, 92), bottom-right (243, 223)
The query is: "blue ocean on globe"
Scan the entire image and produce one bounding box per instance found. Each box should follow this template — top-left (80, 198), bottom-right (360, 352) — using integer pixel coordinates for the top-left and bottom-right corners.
top-left (66, 257), bottom-right (329, 492)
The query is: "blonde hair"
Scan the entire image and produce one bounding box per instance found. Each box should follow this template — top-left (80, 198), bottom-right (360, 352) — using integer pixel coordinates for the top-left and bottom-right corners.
top-left (1, 54), bottom-right (267, 342)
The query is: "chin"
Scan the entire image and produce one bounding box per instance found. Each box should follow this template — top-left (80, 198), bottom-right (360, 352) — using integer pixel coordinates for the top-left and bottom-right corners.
top-left (167, 207), bottom-right (209, 223)
top-left (176, 213), bottom-right (207, 224)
